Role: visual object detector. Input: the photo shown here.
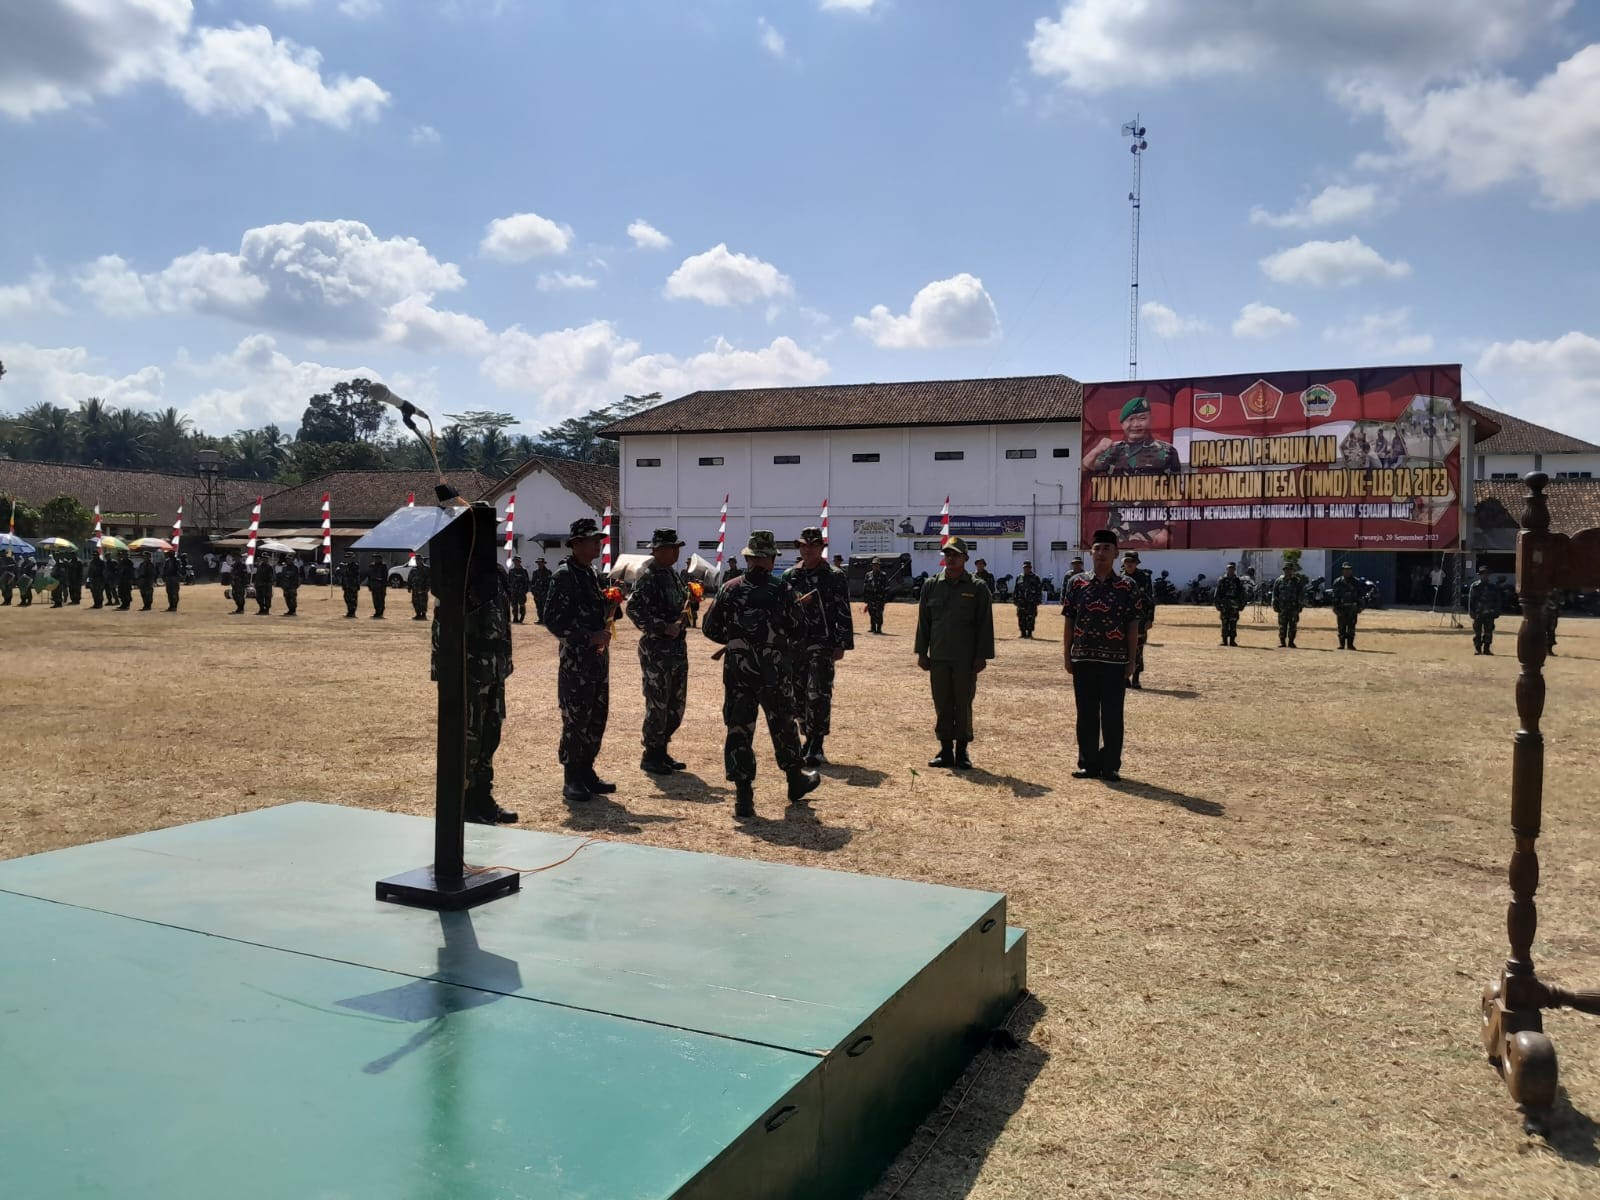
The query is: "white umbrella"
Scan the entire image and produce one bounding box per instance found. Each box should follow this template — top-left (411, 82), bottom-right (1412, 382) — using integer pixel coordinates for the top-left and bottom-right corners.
top-left (257, 539), bottom-right (299, 555)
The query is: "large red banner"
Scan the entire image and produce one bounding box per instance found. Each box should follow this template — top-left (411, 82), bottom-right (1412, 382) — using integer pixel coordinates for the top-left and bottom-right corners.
top-left (1080, 364), bottom-right (1461, 551)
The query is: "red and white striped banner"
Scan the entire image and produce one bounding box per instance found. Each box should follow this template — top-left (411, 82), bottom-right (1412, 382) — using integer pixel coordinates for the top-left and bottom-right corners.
top-left (92, 504), bottom-right (103, 556)
top-left (940, 496), bottom-right (951, 547)
top-left (246, 498), bottom-right (262, 568)
top-left (601, 505), bottom-right (612, 574)
top-left (406, 491), bottom-right (417, 567)
top-left (320, 493), bottom-right (332, 565)
top-left (503, 494), bottom-right (516, 566)
top-left (171, 502), bottom-right (183, 554)
top-left (820, 497), bottom-right (829, 554)
top-left (716, 494), bottom-right (728, 570)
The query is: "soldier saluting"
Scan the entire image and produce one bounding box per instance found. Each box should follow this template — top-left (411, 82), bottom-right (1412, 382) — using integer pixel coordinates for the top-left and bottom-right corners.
top-left (703, 530), bottom-right (821, 820)
top-left (781, 526), bottom-right (854, 767)
top-left (1213, 561), bottom-right (1246, 646)
top-left (544, 518), bottom-right (615, 803)
top-left (1468, 564), bottom-right (1501, 655)
top-left (627, 528), bottom-right (691, 776)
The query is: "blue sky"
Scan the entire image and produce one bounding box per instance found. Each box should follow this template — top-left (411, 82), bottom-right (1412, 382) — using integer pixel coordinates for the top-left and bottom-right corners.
top-left (3, 0), bottom-right (1598, 440)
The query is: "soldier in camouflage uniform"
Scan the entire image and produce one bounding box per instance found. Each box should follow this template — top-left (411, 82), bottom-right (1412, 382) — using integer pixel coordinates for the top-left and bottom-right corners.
top-left (135, 550), bottom-right (157, 610)
top-left (409, 557), bottom-right (431, 620)
top-left (1328, 562), bottom-right (1364, 650)
top-left (544, 518), bottom-right (615, 803)
top-left (1012, 560), bottom-right (1043, 638)
top-left (1122, 551), bottom-right (1155, 687)
top-left (1087, 395), bottom-right (1182, 475)
top-left (627, 528), bottom-right (691, 775)
top-left (229, 554), bottom-right (249, 613)
top-left (529, 557), bottom-right (553, 624)
top-left (703, 530), bottom-right (821, 820)
top-left (431, 525), bottom-right (517, 825)
top-left (1468, 564), bottom-right (1500, 655)
top-left (365, 555), bottom-right (387, 618)
top-left (1213, 561), bottom-right (1246, 646)
top-left (781, 526), bottom-right (854, 766)
top-left (862, 557), bottom-right (891, 634)
top-left (0, 554), bottom-right (14, 605)
top-left (1272, 561), bottom-right (1307, 648)
top-left (1545, 588), bottom-right (1563, 655)
top-left (507, 555), bottom-right (531, 623)
top-left (972, 558), bottom-right (996, 594)
top-left (278, 554), bottom-right (300, 616)
top-left (252, 554), bottom-right (274, 615)
top-left (334, 551), bottom-right (361, 617)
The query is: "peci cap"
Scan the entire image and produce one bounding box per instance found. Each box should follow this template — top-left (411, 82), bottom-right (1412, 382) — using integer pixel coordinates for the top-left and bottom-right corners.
top-left (1091, 529), bottom-right (1118, 546)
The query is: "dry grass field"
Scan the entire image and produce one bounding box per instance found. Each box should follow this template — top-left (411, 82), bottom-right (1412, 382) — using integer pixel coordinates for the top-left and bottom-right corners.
top-left (3, 585), bottom-right (1599, 1199)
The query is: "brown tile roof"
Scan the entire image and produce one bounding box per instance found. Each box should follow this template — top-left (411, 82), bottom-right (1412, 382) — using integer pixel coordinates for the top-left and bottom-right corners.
top-left (259, 469), bottom-right (498, 523)
top-left (1475, 479), bottom-right (1600, 536)
top-left (484, 456), bottom-right (618, 513)
top-left (598, 374), bottom-right (1083, 437)
top-left (0, 459), bottom-right (282, 522)
top-left (1464, 402), bottom-right (1600, 455)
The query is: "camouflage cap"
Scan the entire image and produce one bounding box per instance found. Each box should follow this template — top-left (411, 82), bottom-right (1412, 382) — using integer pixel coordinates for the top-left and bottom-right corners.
top-left (796, 526), bottom-right (825, 546)
top-left (743, 530), bottom-right (779, 558)
top-left (567, 517), bottom-right (603, 545)
top-left (650, 528), bottom-right (685, 548)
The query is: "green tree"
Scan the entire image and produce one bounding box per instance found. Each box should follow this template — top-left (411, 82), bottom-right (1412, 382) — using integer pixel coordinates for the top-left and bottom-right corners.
top-left (18, 402), bottom-right (78, 461)
top-left (101, 407), bottom-right (152, 467)
top-left (1, 497), bottom-right (41, 538)
top-left (299, 379), bottom-right (387, 444)
top-left (147, 407), bottom-right (193, 470)
top-left (437, 425), bottom-right (473, 471)
top-left (445, 411), bottom-right (520, 438)
top-left (75, 397), bottom-right (111, 464)
top-left (38, 495), bottom-right (93, 544)
top-left (530, 392), bottom-right (661, 465)
top-left (474, 427), bottom-right (516, 477)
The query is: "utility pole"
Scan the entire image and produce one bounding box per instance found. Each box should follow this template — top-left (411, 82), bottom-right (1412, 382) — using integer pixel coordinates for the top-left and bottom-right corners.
top-left (1122, 116), bottom-right (1149, 380)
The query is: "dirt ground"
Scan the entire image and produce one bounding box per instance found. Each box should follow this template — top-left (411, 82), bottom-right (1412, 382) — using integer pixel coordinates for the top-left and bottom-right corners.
top-left (3, 585), bottom-right (1599, 1199)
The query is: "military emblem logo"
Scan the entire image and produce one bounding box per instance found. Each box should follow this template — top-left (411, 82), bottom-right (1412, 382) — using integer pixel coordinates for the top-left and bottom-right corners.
top-left (1240, 379), bottom-right (1283, 421)
top-left (1300, 384), bottom-right (1336, 418)
top-left (1194, 392), bottom-right (1223, 424)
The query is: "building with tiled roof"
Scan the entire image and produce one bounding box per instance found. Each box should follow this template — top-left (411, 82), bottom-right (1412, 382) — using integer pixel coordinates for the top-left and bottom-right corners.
top-left (479, 456), bottom-right (620, 559)
top-left (0, 459), bottom-right (282, 538)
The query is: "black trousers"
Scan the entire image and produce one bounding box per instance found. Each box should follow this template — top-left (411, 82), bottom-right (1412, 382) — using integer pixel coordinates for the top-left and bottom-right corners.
top-left (1072, 661), bottom-right (1127, 774)
top-left (368, 585), bottom-right (385, 617)
top-left (165, 581), bottom-right (180, 610)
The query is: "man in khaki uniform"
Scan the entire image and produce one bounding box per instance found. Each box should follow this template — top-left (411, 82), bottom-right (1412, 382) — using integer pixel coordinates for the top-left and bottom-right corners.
top-left (914, 537), bottom-right (995, 771)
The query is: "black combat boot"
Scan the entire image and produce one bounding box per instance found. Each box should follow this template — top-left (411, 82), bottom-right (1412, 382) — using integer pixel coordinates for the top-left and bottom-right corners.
top-left (561, 764), bottom-right (590, 804)
top-left (640, 747), bottom-right (674, 775)
top-left (929, 742), bottom-right (955, 768)
top-left (787, 768), bottom-right (821, 803)
top-left (954, 741), bottom-right (972, 770)
top-left (665, 748), bottom-right (687, 770)
top-left (584, 762), bottom-right (617, 794)
top-left (804, 736), bottom-right (826, 768)
top-left (734, 781), bottom-right (756, 819)
top-left (466, 791), bottom-right (519, 825)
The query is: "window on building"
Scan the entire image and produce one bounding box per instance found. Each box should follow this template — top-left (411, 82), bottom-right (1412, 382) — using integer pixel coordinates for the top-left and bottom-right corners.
top-left (697, 540), bottom-right (720, 550)
top-left (1490, 472), bottom-right (1519, 480)
top-left (1005, 448), bottom-right (1037, 460)
top-left (635, 457), bottom-right (661, 468)
top-left (1534, 454), bottom-right (1543, 472)
top-left (1012, 540), bottom-right (1028, 551)
top-left (635, 541), bottom-right (651, 550)
top-left (773, 454), bottom-right (801, 464)
top-left (1052, 448), bottom-right (1072, 458)
top-left (697, 456), bottom-right (724, 467)
top-left (851, 452), bottom-right (880, 463)
top-left (934, 450), bottom-right (964, 461)
top-left (1476, 455), bottom-right (1485, 479)
top-left (1556, 471), bottom-right (1594, 480)
top-left (1050, 540), bottom-right (1074, 552)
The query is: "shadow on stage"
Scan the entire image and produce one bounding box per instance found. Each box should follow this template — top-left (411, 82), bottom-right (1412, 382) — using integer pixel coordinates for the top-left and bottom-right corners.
top-left (962, 768), bottom-right (1053, 799)
top-left (1104, 777), bottom-right (1224, 817)
top-left (737, 803), bottom-right (853, 853)
top-left (865, 992), bottom-right (1050, 1200)
top-left (562, 794), bottom-right (684, 835)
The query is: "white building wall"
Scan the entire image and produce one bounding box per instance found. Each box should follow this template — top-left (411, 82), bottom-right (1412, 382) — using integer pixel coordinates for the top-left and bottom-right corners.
top-left (1478, 449), bottom-right (1600, 480)
top-left (482, 465), bottom-right (609, 563)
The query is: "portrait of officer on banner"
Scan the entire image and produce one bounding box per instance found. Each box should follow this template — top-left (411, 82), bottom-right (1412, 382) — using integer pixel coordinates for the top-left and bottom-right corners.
top-left (1084, 394), bottom-right (1182, 476)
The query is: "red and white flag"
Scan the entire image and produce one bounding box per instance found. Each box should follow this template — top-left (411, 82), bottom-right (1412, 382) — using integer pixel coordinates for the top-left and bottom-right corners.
top-left (406, 491), bottom-right (417, 567)
top-left (171, 502), bottom-right (183, 554)
top-left (320, 493), bottom-right (332, 566)
top-left (246, 498), bottom-right (262, 568)
top-left (716, 494), bottom-right (728, 570)
top-left (601, 506), bottom-right (613, 574)
top-left (940, 496), bottom-right (950, 547)
top-left (503, 494), bottom-right (516, 566)
top-left (92, 503), bottom-right (103, 555)
top-left (820, 497), bottom-right (829, 554)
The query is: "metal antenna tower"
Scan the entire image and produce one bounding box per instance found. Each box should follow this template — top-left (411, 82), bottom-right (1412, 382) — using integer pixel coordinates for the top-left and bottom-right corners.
top-left (1122, 116), bottom-right (1149, 379)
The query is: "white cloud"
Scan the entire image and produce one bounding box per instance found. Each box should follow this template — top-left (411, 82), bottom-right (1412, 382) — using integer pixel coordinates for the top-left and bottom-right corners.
top-left (0, 270), bottom-right (68, 318)
top-left (627, 219), bottom-right (672, 250)
top-left (1250, 183), bottom-right (1380, 229)
top-left (1232, 302), bottom-right (1299, 340)
top-left (178, 334), bottom-right (386, 430)
top-left (1323, 308), bottom-right (1434, 356)
top-left (380, 295), bottom-right (493, 354)
top-left (1260, 237), bottom-right (1411, 287)
top-left (1477, 332), bottom-right (1600, 440)
top-left (536, 271), bottom-right (599, 292)
top-left (758, 18), bottom-right (786, 59)
top-left (0, 342), bottom-right (165, 413)
top-left (852, 273), bottom-right (1000, 349)
top-left (665, 244), bottom-right (793, 307)
top-left (1026, 0), bottom-right (1567, 93)
top-left (821, 0), bottom-right (878, 11)
top-left (480, 211), bottom-right (574, 261)
top-left (80, 220), bottom-right (467, 344)
top-left (1140, 300), bottom-right (1206, 337)
top-left (0, 3), bottom-right (389, 128)
top-left (481, 322), bottom-right (828, 416)
top-left (410, 123), bottom-right (440, 145)
top-left (1342, 45), bottom-right (1600, 209)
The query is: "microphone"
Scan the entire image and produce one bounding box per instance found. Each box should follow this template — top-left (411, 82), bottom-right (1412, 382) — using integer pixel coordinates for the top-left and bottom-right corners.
top-left (368, 383), bottom-right (431, 426)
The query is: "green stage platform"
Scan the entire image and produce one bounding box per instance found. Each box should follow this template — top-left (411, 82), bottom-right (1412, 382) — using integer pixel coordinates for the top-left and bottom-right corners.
top-left (0, 803), bottom-right (1026, 1199)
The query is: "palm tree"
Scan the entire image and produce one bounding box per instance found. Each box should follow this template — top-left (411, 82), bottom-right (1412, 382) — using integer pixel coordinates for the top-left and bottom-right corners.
top-left (75, 397), bottom-right (112, 464)
top-left (101, 408), bottom-right (152, 468)
top-left (147, 407), bottom-right (193, 470)
top-left (229, 430), bottom-right (274, 479)
top-left (474, 427), bottom-right (516, 477)
top-left (437, 424), bottom-right (472, 471)
top-left (19, 402), bottom-right (78, 461)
